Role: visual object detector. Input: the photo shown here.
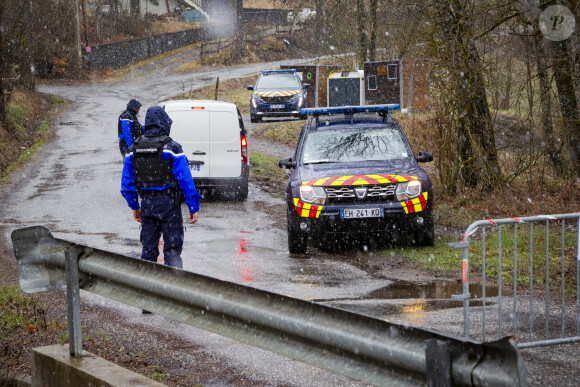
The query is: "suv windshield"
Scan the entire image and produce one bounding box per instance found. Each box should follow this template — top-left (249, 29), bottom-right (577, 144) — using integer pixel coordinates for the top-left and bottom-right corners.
top-left (256, 74), bottom-right (301, 89)
top-left (302, 127), bottom-right (410, 164)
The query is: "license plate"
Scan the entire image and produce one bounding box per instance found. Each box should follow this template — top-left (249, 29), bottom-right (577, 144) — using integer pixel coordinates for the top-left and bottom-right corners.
top-left (341, 208), bottom-right (383, 219)
top-left (270, 104), bottom-right (285, 109)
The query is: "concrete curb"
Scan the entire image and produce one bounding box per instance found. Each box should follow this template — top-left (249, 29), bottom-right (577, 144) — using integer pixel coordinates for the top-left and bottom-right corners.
top-left (31, 344), bottom-right (165, 387)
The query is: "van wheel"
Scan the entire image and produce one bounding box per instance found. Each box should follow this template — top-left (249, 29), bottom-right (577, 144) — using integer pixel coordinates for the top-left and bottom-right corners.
top-left (235, 183), bottom-right (248, 201)
top-left (287, 210), bottom-right (307, 254)
top-left (251, 115), bottom-right (262, 123)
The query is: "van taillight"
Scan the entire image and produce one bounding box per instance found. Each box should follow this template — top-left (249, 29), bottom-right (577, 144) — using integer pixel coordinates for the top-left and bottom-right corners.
top-left (241, 135), bottom-right (248, 163)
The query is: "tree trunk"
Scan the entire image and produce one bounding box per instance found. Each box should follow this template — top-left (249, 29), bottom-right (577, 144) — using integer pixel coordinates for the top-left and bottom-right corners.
top-left (532, 22), bottom-right (566, 174)
top-left (369, 0), bottom-right (378, 61)
top-left (234, 0), bottom-right (244, 60)
top-left (356, 0), bottom-right (366, 68)
top-left (0, 13), bottom-right (6, 131)
top-left (433, 0), bottom-right (502, 190)
top-left (315, 0), bottom-right (325, 48)
top-left (22, 0), bottom-right (35, 91)
top-left (552, 39), bottom-right (580, 177)
top-left (130, 0), bottom-right (140, 18)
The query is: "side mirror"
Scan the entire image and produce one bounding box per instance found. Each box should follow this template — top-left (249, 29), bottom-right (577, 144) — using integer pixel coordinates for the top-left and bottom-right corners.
top-left (247, 85), bottom-right (254, 91)
top-left (416, 151), bottom-right (433, 163)
top-left (278, 157), bottom-right (295, 169)
top-left (303, 83), bottom-right (310, 89)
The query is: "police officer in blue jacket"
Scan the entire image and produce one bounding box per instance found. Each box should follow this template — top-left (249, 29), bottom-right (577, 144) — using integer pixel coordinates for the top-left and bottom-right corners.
top-left (121, 106), bottom-right (200, 270)
top-left (118, 99), bottom-right (143, 158)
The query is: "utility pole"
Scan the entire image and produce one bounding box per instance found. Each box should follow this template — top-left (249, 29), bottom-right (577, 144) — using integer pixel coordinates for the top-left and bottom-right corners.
top-left (73, 0), bottom-right (82, 77)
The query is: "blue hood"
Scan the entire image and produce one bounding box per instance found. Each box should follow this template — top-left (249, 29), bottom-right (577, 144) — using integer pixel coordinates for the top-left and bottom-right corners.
top-left (126, 99), bottom-right (141, 114)
top-left (144, 106), bottom-right (173, 136)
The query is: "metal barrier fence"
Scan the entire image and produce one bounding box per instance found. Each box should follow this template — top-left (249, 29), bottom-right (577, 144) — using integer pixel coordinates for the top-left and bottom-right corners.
top-left (449, 213), bottom-right (580, 348)
top-left (11, 226), bottom-right (528, 386)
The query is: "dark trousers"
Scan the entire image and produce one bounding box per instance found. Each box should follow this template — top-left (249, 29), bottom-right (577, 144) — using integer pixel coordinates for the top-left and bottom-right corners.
top-left (119, 140), bottom-right (129, 158)
top-left (140, 195), bottom-right (184, 269)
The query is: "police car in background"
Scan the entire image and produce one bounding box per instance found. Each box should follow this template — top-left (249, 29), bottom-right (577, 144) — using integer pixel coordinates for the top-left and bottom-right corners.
top-left (247, 69), bottom-right (309, 123)
top-left (279, 105), bottom-right (434, 253)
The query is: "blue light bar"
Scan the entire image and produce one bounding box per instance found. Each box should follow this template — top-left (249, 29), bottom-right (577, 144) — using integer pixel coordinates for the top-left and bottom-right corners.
top-left (261, 69), bottom-right (296, 74)
top-left (301, 104), bottom-right (400, 116)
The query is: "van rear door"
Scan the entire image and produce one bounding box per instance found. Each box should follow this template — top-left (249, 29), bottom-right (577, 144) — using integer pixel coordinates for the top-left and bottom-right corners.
top-left (166, 105), bottom-right (210, 178)
top-left (209, 106), bottom-right (241, 177)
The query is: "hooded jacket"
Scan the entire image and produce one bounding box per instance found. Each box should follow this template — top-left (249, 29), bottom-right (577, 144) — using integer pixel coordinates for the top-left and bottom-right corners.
top-left (118, 99), bottom-right (143, 148)
top-left (121, 106), bottom-right (200, 214)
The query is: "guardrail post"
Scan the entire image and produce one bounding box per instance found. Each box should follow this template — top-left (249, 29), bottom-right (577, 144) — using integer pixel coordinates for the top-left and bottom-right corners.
top-left (64, 246), bottom-right (82, 357)
top-left (425, 339), bottom-right (451, 387)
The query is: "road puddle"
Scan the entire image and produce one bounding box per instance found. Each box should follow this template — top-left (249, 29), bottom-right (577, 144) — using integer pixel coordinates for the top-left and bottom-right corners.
top-left (317, 279), bottom-right (502, 319)
top-left (366, 279), bottom-right (499, 300)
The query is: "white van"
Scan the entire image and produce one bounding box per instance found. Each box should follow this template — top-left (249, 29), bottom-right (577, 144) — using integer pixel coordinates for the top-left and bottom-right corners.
top-left (162, 100), bottom-right (249, 200)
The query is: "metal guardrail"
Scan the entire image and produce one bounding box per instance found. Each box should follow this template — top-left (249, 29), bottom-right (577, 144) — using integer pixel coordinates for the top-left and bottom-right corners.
top-left (11, 226), bottom-right (528, 386)
top-left (450, 213), bottom-right (580, 348)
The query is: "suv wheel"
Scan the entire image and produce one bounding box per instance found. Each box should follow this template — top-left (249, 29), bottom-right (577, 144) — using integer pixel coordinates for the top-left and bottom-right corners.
top-left (414, 213), bottom-right (434, 247)
top-left (287, 209), bottom-right (307, 254)
top-left (250, 115), bottom-right (262, 123)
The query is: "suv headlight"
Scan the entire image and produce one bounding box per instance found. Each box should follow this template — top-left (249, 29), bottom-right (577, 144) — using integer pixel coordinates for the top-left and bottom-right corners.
top-left (396, 180), bottom-right (421, 201)
top-left (295, 95), bottom-right (305, 109)
top-left (299, 186), bottom-right (326, 204)
top-left (251, 95), bottom-right (261, 109)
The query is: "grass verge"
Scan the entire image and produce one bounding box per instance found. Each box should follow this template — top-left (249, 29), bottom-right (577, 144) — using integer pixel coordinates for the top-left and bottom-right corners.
top-left (249, 151), bottom-right (287, 191)
top-left (0, 90), bottom-right (67, 179)
top-left (170, 74), bottom-right (257, 114)
top-left (0, 285), bottom-right (58, 338)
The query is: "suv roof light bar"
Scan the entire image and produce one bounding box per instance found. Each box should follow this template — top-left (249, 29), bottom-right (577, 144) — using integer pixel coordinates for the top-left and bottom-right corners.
top-left (301, 104), bottom-right (400, 116)
top-left (261, 69), bottom-right (296, 74)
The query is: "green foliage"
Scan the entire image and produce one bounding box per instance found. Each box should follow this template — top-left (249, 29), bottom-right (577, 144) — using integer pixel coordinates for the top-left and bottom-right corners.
top-left (0, 285), bottom-right (47, 335)
top-left (402, 222), bottom-right (579, 295)
top-left (260, 121), bottom-right (302, 147)
top-left (249, 152), bottom-right (287, 186)
top-left (6, 105), bottom-right (28, 135)
top-left (171, 75), bottom-right (254, 114)
top-left (394, 238), bottom-right (459, 272)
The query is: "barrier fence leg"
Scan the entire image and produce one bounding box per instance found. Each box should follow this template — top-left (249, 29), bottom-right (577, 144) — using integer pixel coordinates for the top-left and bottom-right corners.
top-left (65, 246), bottom-right (82, 357)
top-left (450, 242), bottom-right (471, 338)
top-left (425, 339), bottom-right (451, 387)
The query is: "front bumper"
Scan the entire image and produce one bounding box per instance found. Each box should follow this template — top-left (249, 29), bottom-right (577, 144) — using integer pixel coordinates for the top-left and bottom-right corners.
top-left (251, 101), bottom-right (303, 118)
top-left (288, 197), bottom-right (432, 236)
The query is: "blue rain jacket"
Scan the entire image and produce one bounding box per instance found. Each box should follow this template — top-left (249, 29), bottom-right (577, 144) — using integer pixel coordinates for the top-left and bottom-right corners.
top-left (121, 106), bottom-right (201, 214)
top-left (118, 99), bottom-right (143, 148)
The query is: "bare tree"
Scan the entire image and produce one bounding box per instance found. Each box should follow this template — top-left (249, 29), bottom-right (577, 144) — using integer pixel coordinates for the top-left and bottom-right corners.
top-left (368, 0), bottom-right (378, 61)
top-left (552, 38), bottom-right (580, 177)
top-left (234, 0), bottom-right (244, 59)
top-left (356, 0), bottom-right (366, 67)
top-left (0, 2), bottom-right (5, 130)
top-left (131, 0), bottom-right (140, 17)
top-left (430, 0), bottom-right (502, 190)
top-left (315, 0), bottom-right (325, 47)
